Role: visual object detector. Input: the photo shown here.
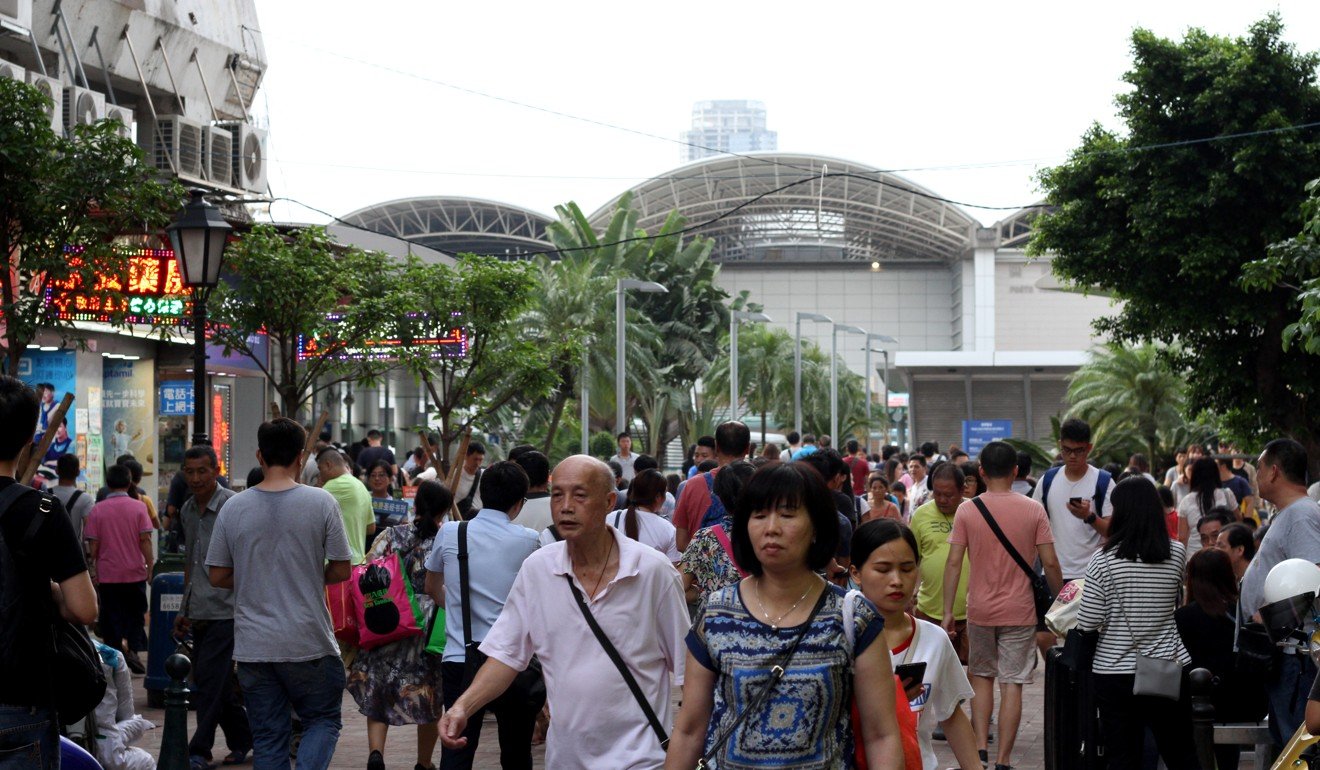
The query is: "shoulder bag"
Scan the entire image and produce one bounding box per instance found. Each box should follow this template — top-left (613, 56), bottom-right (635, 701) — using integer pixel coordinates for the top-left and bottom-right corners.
top-left (695, 586), bottom-right (831, 768)
top-left (1110, 560), bottom-right (1183, 700)
top-left (971, 497), bottom-right (1053, 624)
top-left (457, 521), bottom-right (545, 711)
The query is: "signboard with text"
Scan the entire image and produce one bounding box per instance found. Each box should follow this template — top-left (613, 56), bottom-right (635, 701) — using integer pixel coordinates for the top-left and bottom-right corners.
top-left (46, 248), bottom-right (189, 324)
top-left (962, 420), bottom-right (1013, 458)
top-left (160, 381), bottom-right (195, 416)
top-left (297, 313), bottom-right (468, 362)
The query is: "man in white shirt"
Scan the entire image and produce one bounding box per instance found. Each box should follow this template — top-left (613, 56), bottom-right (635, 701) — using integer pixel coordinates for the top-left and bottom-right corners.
top-left (609, 432), bottom-right (637, 483)
top-left (439, 456), bottom-right (688, 769)
top-left (511, 450), bottom-right (553, 533)
top-left (906, 454), bottom-right (930, 513)
top-left (454, 442), bottom-right (486, 519)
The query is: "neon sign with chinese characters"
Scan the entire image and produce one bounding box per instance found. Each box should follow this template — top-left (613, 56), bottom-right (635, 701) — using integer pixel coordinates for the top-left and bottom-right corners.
top-left (296, 313), bottom-right (469, 362)
top-left (47, 248), bottom-right (190, 324)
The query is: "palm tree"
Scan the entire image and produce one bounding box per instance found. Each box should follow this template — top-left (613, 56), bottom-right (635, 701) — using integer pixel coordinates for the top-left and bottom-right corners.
top-left (706, 324), bottom-right (796, 444)
top-left (1067, 342), bottom-right (1190, 463)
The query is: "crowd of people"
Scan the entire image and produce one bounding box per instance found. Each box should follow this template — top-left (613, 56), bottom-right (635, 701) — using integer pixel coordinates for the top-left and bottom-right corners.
top-left (7, 366), bottom-right (1320, 769)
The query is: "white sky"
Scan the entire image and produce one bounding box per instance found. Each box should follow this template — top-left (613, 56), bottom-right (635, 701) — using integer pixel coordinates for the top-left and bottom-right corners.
top-left (254, 0), bottom-right (1320, 228)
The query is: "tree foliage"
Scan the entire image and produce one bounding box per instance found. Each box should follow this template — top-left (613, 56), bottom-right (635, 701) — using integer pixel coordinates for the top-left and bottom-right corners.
top-left (1066, 343), bottom-right (1194, 465)
top-left (1031, 15), bottom-right (1320, 458)
top-left (0, 78), bottom-right (181, 374)
top-left (208, 224), bottom-right (401, 418)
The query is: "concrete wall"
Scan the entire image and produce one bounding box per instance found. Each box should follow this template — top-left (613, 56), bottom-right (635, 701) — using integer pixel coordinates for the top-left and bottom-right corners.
top-left (716, 264), bottom-right (956, 381)
top-left (994, 254), bottom-right (1113, 351)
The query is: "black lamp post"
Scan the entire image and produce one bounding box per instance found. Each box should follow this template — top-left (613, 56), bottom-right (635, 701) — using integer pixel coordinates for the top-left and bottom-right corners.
top-left (167, 190), bottom-right (231, 447)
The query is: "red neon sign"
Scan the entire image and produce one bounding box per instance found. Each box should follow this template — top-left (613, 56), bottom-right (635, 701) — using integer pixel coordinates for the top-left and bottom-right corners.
top-left (46, 248), bottom-right (189, 323)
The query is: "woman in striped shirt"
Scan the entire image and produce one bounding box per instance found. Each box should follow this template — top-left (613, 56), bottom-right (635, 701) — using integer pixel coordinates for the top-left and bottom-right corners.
top-left (1075, 477), bottom-right (1199, 769)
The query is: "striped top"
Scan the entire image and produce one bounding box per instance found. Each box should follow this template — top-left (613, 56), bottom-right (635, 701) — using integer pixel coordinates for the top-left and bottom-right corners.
top-left (1075, 540), bottom-right (1190, 674)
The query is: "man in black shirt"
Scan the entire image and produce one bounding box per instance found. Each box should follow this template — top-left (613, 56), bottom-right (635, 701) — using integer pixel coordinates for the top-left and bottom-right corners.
top-left (356, 429), bottom-right (397, 482)
top-left (0, 375), bottom-right (97, 767)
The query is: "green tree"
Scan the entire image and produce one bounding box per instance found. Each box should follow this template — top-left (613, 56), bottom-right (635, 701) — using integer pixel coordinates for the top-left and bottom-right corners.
top-left (706, 324), bottom-right (796, 445)
top-left (394, 255), bottom-right (564, 471)
top-left (208, 224), bottom-right (401, 419)
top-left (0, 78), bottom-right (180, 374)
top-left (1031, 16), bottom-right (1320, 461)
top-left (1066, 343), bottom-right (1191, 464)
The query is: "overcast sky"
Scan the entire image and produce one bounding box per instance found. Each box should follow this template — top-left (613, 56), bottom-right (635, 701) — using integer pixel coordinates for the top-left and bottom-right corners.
top-left (254, 1), bottom-right (1320, 229)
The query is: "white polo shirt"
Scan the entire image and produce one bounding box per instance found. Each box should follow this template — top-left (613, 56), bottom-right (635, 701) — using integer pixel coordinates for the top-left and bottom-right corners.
top-left (480, 525), bottom-right (689, 770)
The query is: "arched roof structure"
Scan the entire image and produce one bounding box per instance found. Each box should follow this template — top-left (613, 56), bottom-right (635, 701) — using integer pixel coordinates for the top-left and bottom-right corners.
top-left (589, 153), bottom-right (978, 264)
top-left (341, 196), bottom-right (553, 258)
top-left (994, 203), bottom-right (1052, 249)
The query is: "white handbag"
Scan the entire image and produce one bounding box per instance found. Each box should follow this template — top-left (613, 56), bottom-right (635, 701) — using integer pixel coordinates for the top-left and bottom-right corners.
top-left (1045, 578), bottom-right (1086, 638)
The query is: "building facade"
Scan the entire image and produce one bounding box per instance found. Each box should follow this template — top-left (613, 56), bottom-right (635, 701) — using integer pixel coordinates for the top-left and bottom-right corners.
top-left (681, 100), bottom-right (778, 162)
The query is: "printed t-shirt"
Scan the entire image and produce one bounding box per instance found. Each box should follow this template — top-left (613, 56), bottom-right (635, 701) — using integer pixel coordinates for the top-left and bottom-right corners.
top-left (321, 474), bottom-right (374, 565)
top-left (205, 485), bottom-right (353, 663)
top-left (891, 616), bottom-right (975, 770)
top-left (909, 499), bottom-right (969, 620)
top-left (83, 494), bottom-right (154, 583)
top-left (1030, 465), bottom-right (1113, 580)
top-left (948, 492), bottom-right (1054, 627)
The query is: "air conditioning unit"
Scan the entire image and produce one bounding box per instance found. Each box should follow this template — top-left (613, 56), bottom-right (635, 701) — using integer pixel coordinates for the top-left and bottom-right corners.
top-left (204, 125), bottom-right (233, 187)
top-left (217, 121), bottom-right (267, 194)
top-left (62, 86), bottom-right (105, 132)
top-left (0, 59), bottom-right (23, 82)
top-left (103, 103), bottom-right (134, 140)
top-left (142, 115), bottom-right (205, 179)
top-left (0, 0), bottom-right (32, 31)
top-left (24, 72), bottom-right (61, 133)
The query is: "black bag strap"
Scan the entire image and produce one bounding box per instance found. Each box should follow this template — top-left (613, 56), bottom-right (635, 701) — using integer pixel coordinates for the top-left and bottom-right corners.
top-left (971, 496), bottom-right (1044, 589)
top-left (548, 524), bottom-right (562, 542)
top-left (458, 521), bottom-right (475, 651)
top-left (566, 574), bottom-right (669, 749)
top-left (65, 490), bottom-right (83, 513)
top-left (699, 585), bottom-right (830, 767)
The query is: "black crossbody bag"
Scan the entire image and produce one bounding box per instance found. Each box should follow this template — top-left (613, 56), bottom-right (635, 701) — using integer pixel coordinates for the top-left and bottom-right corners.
top-left (457, 521), bottom-right (545, 711)
top-left (696, 587), bottom-right (830, 768)
top-left (972, 497), bottom-right (1053, 625)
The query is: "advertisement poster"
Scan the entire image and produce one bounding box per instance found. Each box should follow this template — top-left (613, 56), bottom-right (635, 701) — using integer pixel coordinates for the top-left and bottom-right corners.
top-left (18, 349), bottom-right (77, 469)
top-left (86, 434), bottom-right (103, 490)
top-left (102, 360), bottom-right (156, 481)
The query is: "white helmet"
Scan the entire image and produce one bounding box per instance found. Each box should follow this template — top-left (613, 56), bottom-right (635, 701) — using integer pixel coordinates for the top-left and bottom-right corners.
top-left (1264, 559), bottom-right (1320, 606)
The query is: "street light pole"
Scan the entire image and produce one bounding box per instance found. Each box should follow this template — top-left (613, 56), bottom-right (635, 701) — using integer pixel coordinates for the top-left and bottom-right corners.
top-left (167, 190), bottom-right (231, 447)
top-left (730, 310), bottom-right (771, 422)
top-left (864, 333), bottom-right (898, 453)
top-left (794, 312), bottom-right (831, 436)
top-left (830, 324), bottom-right (866, 447)
top-left (615, 278), bottom-right (668, 436)
top-left (581, 344), bottom-right (590, 455)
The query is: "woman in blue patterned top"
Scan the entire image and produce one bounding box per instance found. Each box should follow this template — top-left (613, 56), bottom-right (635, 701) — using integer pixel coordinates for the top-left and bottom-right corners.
top-left (666, 461), bottom-right (904, 769)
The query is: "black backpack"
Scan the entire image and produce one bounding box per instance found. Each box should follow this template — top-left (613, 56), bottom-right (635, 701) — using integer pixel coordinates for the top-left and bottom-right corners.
top-left (0, 485), bottom-right (106, 721)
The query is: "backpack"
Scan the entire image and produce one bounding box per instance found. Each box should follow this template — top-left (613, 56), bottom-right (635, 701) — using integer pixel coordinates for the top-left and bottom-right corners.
top-left (696, 472), bottom-right (730, 530)
top-left (0, 483), bottom-right (38, 671)
top-left (1039, 466), bottom-right (1112, 520)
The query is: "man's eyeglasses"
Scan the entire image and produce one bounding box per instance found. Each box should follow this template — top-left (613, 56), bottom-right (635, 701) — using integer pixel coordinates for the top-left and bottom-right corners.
top-left (1059, 444), bottom-right (1089, 457)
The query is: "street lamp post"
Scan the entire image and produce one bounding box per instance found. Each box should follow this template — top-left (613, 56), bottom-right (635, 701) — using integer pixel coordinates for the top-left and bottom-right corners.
top-left (864, 333), bottom-right (898, 452)
top-left (830, 324), bottom-right (866, 447)
top-left (794, 312), bottom-right (832, 437)
top-left (167, 190), bottom-right (231, 447)
top-left (581, 344), bottom-right (590, 455)
top-left (730, 310), bottom-right (771, 422)
top-left (616, 278), bottom-right (667, 435)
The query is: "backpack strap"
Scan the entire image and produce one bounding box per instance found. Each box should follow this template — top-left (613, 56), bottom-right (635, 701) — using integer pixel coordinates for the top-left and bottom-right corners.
top-left (457, 521), bottom-right (475, 652)
top-left (547, 525), bottom-right (562, 542)
top-left (65, 490), bottom-right (84, 513)
top-left (625, 509), bottom-right (639, 541)
top-left (1039, 466), bottom-right (1061, 514)
top-left (711, 525), bottom-right (748, 578)
top-left (1093, 469), bottom-right (1111, 520)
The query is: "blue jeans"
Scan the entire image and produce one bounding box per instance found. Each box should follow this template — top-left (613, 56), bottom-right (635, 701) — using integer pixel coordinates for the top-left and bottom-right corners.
top-left (0, 704), bottom-right (59, 769)
top-left (1267, 651), bottom-right (1317, 750)
top-left (236, 656), bottom-right (345, 770)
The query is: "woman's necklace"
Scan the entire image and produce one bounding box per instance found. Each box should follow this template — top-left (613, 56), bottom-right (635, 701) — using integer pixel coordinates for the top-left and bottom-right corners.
top-left (585, 535), bottom-right (615, 599)
top-left (754, 575), bottom-right (818, 629)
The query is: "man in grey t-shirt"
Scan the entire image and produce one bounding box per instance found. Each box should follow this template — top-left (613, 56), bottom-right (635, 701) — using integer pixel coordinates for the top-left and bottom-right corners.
top-left (1239, 439), bottom-right (1320, 750)
top-left (206, 419), bottom-right (353, 770)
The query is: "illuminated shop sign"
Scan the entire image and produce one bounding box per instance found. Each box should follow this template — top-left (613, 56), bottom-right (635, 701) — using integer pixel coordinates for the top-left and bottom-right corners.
top-left (296, 313), bottom-right (469, 362)
top-left (47, 248), bottom-right (189, 324)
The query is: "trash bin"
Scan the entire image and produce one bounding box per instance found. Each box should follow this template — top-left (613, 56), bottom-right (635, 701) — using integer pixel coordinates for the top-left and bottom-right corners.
top-left (146, 571), bottom-right (186, 708)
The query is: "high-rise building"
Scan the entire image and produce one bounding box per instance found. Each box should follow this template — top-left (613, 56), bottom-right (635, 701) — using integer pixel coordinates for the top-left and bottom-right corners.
top-left (681, 100), bottom-right (777, 161)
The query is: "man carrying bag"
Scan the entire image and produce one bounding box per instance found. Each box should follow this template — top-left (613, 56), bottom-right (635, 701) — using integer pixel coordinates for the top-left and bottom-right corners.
top-left (423, 461), bottom-right (542, 770)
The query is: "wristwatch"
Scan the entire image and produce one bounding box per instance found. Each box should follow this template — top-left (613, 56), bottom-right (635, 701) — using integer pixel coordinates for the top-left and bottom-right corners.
top-left (1083, 512), bottom-right (1098, 525)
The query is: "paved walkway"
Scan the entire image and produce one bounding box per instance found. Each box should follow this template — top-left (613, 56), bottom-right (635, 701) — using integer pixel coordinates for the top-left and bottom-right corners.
top-left (128, 662), bottom-right (1260, 769)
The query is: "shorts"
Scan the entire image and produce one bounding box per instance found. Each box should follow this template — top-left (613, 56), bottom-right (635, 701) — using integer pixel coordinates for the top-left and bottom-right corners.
top-left (968, 623), bottom-right (1037, 684)
top-left (914, 609), bottom-right (968, 665)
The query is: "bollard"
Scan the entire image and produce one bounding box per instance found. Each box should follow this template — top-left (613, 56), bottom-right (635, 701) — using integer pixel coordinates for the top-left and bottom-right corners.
top-left (1189, 667), bottom-right (1218, 770)
top-left (156, 653), bottom-right (191, 770)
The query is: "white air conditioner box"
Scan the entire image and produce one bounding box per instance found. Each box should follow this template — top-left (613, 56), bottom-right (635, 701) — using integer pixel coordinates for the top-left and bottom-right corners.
top-left (0, 59), bottom-right (23, 82)
top-left (204, 125), bottom-right (233, 187)
top-left (0, 0), bottom-right (32, 32)
top-left (62, 86), bottom-right (105, 132)
top-left (217, 121), bottom-right (267, 194)
top-left (142, 115), bottom-right (205, 180)
top-left (24, 72), bottom-right (62, 134)
top-left (103, 103), bottom-right (134, 140)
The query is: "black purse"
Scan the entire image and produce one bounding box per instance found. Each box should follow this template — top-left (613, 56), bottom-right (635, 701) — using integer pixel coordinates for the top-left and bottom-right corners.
top-left (456, 522), bottom-right (545, 712)
top-left (972, 497), bottom-right (1053, 624)
top-left (1234, 599), bottom-right (1277, 678)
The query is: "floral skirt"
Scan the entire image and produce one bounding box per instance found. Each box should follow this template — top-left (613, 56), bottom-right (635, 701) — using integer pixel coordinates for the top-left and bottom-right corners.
top-left (346, 636), bottom-right (444, 726)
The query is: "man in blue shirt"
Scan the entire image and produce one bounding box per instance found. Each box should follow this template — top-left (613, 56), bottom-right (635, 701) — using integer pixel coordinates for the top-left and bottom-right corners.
top-left (424, 461), bottom-right (541, 770)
